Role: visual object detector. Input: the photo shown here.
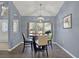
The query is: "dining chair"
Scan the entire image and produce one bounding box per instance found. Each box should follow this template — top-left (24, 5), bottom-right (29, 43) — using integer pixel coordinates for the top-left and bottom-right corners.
top-left (22, 33), bottom-right (33, 53)
top-left (48, 33), bottom-right (53, 48)
top-left (33, 35), bottom-right (48, 57)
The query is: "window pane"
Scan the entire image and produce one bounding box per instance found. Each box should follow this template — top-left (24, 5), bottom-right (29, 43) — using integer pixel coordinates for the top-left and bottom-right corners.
top-left (36, 23), bottom-right (43, 35)
top-left (1, 20), bottom-right (8, 32)
top-left (44, 23), bottom-right (51, 33)
top-left (29, 22), bottom-right (35, 36)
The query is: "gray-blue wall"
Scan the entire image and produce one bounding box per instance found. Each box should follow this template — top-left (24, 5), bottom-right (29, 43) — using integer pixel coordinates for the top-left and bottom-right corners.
top-left (8, 1), bottom-right (22, 48)
top-left (55, 1), bottom-right (79, 57)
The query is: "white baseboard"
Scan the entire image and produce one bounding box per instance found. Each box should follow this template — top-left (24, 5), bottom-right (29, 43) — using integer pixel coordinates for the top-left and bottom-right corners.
top-left (55, 42), bottom-right (76, 58)
top-left (8, 42), bottom-right (23, 51)
top-left (52, 42), bottom-right (57, 44)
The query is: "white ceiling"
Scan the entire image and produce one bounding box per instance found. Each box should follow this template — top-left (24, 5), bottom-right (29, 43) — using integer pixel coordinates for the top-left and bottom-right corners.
top-left (13, 1), bottom-right (64, 16)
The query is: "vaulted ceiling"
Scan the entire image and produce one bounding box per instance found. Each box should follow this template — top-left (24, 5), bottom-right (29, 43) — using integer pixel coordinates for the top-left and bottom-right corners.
top-left (13, 1), bottom-right (64, 16)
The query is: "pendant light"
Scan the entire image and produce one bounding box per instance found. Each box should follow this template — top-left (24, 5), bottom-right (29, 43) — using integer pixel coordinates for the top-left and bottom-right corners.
top-left (37, 3), bottom-right (44, 22)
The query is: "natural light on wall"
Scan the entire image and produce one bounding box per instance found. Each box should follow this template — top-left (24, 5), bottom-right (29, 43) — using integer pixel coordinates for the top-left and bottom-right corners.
top-left (2, 20), bottom-right (8, 32)
top-left (13, 20), bottom-right (18, 32)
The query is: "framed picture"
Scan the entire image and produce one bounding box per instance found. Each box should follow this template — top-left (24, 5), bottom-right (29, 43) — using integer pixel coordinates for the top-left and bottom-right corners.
top-left (64, 14), bottom-right (72, 29)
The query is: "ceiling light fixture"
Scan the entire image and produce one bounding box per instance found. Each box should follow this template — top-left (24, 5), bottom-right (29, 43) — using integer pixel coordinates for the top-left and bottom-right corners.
top-left (37, 3), bottom-right (44, 22)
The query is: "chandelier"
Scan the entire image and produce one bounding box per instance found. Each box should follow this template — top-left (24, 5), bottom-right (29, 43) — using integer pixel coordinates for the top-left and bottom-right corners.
top-left (37, 4), bottom-right (44, 22)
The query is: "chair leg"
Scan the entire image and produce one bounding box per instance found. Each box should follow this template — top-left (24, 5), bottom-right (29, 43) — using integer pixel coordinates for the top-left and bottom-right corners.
top-left (46, 46), bottom-right (48, 57)
top-left (34, 51), bottom-right (37, 58)
top-left (49, 40), bottom-right (53, 49)
top-left (38, 51), bottom-right (40, 58)
top-left (22, 43), bottom-right (25, 53)
top-left (42, 50), bottom-right (45, 57)
top-left (50, 42), bottom-right (53, 48)
top-left (31, 42), bottom-right (33, 51)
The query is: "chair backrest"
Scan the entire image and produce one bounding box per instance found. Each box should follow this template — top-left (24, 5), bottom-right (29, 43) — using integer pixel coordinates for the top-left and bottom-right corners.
top-left (38, 35), bottom-right (48, 46)
top-left (48, 33), bottom-right (52, 40)
top-left (22, 33), bottom-right (26, 42)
